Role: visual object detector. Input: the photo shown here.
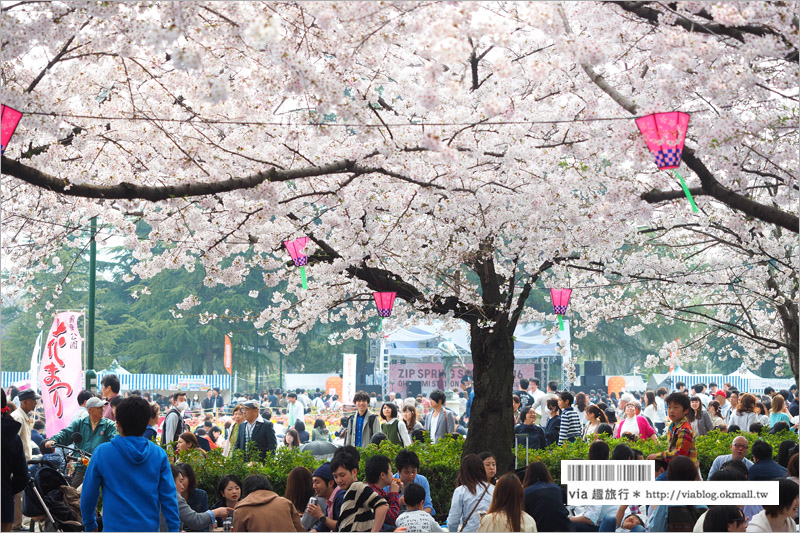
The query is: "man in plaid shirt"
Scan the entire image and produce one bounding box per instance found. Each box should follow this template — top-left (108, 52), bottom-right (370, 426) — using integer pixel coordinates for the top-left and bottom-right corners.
top-left (647, 392), bottom-right (697, 465)
top-left (365, 455), bottom-right (403, 529)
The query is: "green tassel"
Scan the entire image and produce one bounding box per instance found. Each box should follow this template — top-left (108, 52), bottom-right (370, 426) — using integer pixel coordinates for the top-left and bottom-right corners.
top-left (558, 314), bottom-right (564, 331)
top-left (379, 317), bottom-right (383, 331)
top-left (300, 266), bottom-right (308, 290)
top-left (674, 171), bottom-right (699, 213)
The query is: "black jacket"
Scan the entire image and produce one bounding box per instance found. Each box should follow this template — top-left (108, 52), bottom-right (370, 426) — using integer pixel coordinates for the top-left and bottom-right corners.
top-left (2, 416), bottom-right (29, 524)
top-left (544, 415), bottom-right (561, 447)
top-left (234, 419), bottom-right (277, 459)
top-left (524, 482), bottom-right (574, 532)
top-left (514, 423), bottom-right (546, 449)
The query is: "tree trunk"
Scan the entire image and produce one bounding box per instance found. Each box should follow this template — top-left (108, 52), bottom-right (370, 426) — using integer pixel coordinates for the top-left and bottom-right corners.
top-left (463, 317), bottom-right (516, 474)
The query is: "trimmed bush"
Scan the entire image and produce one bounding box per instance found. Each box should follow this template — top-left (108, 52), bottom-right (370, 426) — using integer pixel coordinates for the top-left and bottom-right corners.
top-left (166, 428), bottom-right (797, 519)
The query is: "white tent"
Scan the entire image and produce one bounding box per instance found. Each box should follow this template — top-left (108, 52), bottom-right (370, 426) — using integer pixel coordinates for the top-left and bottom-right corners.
top-left (385, 321), bottom-right (570, 359)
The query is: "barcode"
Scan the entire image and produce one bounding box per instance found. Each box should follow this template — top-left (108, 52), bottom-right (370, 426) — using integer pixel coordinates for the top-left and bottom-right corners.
top-left (561, 460), bottom-right (655, 483)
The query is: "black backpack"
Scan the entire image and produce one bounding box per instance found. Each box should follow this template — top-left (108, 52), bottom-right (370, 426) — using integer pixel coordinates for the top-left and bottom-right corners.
top-left (160, 408), bottom-right (184, 445)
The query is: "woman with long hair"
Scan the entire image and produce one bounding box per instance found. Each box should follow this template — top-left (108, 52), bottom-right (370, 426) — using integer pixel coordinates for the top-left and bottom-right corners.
top-left (477, 474), bottom-right (538, 532)
top-left (707, 401), bottom-right (725, 428)
top-left (283, 428), bottom-right (301, 449)
top-left (728, 393), bottom-right (758, 430)
top-left (446, 454), bottom-right (494, 532)
top-left (582, 404), bottom-right (608, 440)
top-left (402, 404), bottom-right (423, 435)
top-left (284, 466), bottom-right (314, 518)
top-left (643, 391), bottom-right (658, 424)
top-left (769, 395), bottom-right (792, 428)
top-left (380, 402), bottom-right (412, 447)
top-left (574, 392), bottom-right (588, 426)
top-left (522, 462), bottom-right (572, 532)
top-left (176, 463), bottom-right (209, 517)
top-left (689, 396), bottom-right (714, 437)
top-left (211, 474), bottom-right (242, 527)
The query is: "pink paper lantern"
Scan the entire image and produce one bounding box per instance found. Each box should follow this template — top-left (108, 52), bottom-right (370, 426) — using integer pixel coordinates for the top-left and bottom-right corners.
top-left (373, 292), bottom-right (397, 318)
top-left (1, 105), bottom-right (23, 155)
top-left (635, 112), bottom-right (690, 170)
top-left (550, 288), bottom-right (572, 315)
top-left (283, 237), bottom-right (309, 267)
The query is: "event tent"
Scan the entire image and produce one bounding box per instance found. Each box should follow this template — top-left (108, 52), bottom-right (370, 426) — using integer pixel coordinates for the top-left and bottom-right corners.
top-left (645, 366), bottom-right (793, 394)
top-left (384, 321), bottom-right (571, 359)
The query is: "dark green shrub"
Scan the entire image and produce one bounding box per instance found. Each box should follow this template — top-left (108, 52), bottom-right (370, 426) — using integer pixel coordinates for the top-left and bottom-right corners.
top-left (163, 428), bottom-right (796, 520)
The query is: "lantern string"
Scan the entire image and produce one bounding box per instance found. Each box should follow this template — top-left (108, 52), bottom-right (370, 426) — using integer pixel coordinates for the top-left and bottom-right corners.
top-left (673, 171), bottom-right (699, 213)
top-left (15, 109), bottom-right (716, 128)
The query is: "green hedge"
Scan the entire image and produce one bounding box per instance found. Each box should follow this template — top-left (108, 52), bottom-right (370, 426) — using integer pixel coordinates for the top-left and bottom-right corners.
top-left (170, 429), bottom-right (796, 518)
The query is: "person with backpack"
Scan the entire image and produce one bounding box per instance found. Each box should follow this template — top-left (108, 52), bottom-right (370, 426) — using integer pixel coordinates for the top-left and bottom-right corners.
top-left (162, 392), bottom-right (189, 445)
top-left (343, 391), bottom-right (382, 448)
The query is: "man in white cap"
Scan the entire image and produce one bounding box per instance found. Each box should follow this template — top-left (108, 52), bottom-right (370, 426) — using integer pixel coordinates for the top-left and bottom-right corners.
top-left (11, 389), bottom-right (38, 461)
top-left (44, 396), bottom-right (117, 487)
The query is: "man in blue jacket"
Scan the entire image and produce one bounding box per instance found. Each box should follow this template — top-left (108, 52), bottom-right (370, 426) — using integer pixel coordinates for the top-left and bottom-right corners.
top-left (80, 396), bottom-right (180, 532)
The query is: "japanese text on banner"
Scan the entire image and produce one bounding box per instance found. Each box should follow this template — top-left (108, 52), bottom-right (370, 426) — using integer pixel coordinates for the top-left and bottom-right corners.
top-left (40, 312), bottom-right (83, 436)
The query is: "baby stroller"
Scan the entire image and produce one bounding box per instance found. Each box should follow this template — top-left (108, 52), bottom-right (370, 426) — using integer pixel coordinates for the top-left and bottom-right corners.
top-left (23, 458), bottom-right (83, 532)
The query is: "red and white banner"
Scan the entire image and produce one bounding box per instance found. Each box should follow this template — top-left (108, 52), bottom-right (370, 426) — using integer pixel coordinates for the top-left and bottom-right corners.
top-left (224, 335), bottom-right (232, 374)
top-left (40, 312), bottom-right (83, 436)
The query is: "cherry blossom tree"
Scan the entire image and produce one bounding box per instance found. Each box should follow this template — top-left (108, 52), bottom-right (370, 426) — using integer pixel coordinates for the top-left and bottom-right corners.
top-left (2, 2), bottom-right (797, 466)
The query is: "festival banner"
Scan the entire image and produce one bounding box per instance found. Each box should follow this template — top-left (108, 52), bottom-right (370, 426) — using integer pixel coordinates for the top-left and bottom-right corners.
top-left (40, 312), bottom-right (83, 436)
top-left (342, 353), bottom-right (357, 405)
top-left (224, 335), bottom-right (232, 375)
top-left (389, 362), bottom-right (540, 395)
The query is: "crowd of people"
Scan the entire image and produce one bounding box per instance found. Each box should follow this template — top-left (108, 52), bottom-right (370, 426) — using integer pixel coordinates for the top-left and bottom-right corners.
top-left (1, 373), bottom-right (798, 532)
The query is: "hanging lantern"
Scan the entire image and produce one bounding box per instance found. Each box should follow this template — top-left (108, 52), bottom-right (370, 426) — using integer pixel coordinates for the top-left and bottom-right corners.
top-left (550, 288), bottom-right (572, 331)
top-left (373, 292), bottom-right (397, 331)
top-left (635, 111), bottom-right (698, 213)
top-left (1, 105), bottom-right (23, 155)
top-left (283, 237), bottom-right (310, 289)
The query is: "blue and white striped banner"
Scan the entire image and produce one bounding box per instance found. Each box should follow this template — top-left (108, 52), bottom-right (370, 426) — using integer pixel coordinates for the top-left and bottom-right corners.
top-left (667, 373), bottom-right (793, 394)
top-left (3, 372), bottom-right (230, 391)
top-left (1, 371), bottom-right (32, 388)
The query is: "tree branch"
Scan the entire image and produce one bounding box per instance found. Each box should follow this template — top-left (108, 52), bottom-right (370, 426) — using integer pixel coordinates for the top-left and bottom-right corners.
top-left (641, 186), bottom-right (705, 203)
top-left (560, 7), bottom-right (800, 233)
top-left (1, 155), bottom-right (357, 201)
top-left (614, 2), bottom-right (798, 62)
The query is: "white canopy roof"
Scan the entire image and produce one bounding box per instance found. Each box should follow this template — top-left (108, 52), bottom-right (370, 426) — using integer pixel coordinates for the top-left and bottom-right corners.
top-left (385, 321), bottom-right (570, 359)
